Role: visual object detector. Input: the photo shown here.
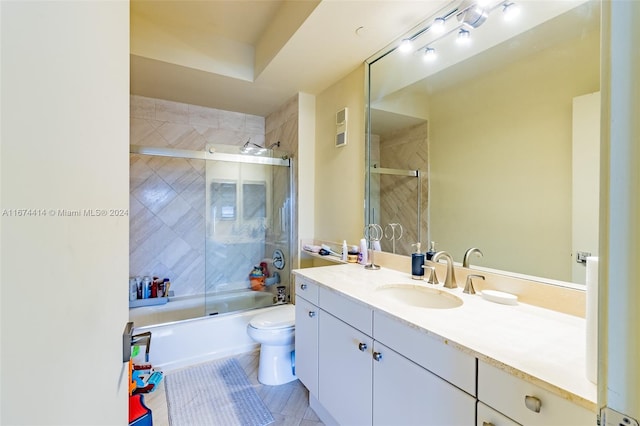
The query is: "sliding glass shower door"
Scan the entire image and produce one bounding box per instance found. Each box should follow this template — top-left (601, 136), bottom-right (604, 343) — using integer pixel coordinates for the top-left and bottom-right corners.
top-left (204, 144), bottom-right (291, 315)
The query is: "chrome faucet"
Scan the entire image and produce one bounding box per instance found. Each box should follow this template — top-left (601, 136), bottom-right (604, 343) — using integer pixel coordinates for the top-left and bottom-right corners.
top-left (432, 251), bottom-right (457, 289)
top-left (463, 247), bottom-right (483, 268)
top-left (464, 274), bottom-right (485, 294)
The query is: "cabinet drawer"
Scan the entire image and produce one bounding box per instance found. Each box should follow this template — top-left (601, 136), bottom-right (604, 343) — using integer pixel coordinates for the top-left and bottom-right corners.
top-left (477, 402), bottom-right (520, 426)
top-left (295, 276), bottom-right (319, 305)
top-left (373, 310), bottom-right (476, 395)
top-left (319, 286), bottom-right (372, 336)
top-left (478, 360), bottom-right (595, 426)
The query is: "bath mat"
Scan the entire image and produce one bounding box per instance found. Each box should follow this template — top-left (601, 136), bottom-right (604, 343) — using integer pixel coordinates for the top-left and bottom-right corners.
top-left (165, 358), bottom-right (274, 426)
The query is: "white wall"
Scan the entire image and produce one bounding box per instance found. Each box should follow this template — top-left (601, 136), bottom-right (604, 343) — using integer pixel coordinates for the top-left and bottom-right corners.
top-left (314, 67), bottom-right (365, 245)
top-left (0, 1), bottom-right (130, 424)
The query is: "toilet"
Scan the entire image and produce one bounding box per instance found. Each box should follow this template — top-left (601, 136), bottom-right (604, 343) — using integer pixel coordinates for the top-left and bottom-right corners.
top-left (246, 304), bottom-right (296, 386)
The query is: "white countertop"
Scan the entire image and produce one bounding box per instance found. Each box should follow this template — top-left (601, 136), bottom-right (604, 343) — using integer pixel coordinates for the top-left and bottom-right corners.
top-left (293, 263), bottom-right (597, 412)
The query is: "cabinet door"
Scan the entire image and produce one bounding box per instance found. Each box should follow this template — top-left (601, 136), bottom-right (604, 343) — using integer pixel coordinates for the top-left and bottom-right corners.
top-left (295, 297), bottom-right (319, 396)
top-left (319, 311), bottom-right (373, 426)
top-left (373, 342), bottom-right (476, 426)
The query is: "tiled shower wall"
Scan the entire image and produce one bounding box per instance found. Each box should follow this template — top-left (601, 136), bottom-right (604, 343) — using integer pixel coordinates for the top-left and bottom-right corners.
top-left (376, 122), bottom-right (429, 256)
top-left (130, 95), bottom-right (268, 297)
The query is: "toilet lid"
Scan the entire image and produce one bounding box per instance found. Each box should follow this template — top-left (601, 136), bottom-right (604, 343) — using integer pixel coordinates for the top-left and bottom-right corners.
top-left (249, 304), bottom-right (295, 330)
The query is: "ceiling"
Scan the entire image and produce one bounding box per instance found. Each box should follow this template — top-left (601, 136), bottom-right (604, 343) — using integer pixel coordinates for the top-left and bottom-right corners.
top-left (130, 0), bottom-right (450, 117)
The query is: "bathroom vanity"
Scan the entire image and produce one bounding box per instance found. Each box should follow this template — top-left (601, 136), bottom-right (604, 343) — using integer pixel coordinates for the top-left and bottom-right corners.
top-left (293, 264), bottom-right (596, 426)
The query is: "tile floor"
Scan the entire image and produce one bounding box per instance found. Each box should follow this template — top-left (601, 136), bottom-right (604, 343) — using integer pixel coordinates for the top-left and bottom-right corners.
top-left (143, 350), bottom-right (324, 426)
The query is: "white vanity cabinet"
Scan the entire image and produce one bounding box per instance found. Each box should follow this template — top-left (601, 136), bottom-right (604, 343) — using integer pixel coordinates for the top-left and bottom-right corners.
top-left (477, 360), bottom-right (595, 426)
top-left (293, 268), bottom-right (597, 426)
top-left (295, 278), bottom-right (478, 426)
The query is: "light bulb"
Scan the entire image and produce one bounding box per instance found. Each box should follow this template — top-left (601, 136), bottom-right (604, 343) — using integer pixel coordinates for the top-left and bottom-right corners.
top-left (503, 2), bottom-right (520, 21)
top-left (432, 17), bottom-right (446, 34)
top-left (423, 47), bottom-right (437, 62)
top-left (399, 38), bottom-right (413, 53)
top-left (457, 28), bottom-right (471, 45)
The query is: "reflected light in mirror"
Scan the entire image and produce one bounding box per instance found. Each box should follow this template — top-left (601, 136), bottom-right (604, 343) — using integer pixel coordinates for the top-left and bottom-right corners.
top-left (503, 2), bottom-right (521, 21)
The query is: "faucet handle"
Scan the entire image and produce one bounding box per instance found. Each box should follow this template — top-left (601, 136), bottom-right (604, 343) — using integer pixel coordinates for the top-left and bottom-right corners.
top-left (464, 274), bottom-right (485, 294)
top-left (422, 265), bottom-right (439, 284)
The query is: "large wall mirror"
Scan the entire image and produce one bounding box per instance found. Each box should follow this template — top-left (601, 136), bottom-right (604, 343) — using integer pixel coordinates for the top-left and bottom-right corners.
top-left (366, 0), bottom-right (600, 285)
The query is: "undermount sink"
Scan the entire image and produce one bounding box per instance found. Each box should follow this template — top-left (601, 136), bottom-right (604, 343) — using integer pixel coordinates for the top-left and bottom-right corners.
top-left (375, 284), bottom-right (463, 309)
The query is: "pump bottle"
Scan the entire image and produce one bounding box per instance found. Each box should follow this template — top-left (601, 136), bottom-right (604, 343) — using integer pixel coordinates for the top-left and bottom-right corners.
top-left (411, 242), bottom-right (425, 280)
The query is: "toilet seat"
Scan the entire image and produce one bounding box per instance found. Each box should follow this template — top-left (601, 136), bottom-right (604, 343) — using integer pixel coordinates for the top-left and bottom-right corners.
top-left (249, 304), bottom-right (295, 330)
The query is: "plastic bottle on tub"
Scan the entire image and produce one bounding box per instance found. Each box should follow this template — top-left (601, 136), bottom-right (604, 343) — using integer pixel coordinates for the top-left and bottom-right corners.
top-left (249, 266), bottom-right (265, 291)
top-left (129, 277), bottom-right (138, 301)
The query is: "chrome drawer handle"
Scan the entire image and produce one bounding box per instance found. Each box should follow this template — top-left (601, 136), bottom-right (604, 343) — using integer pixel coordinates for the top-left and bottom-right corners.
top-left (482, 422), bottom-right (495, 426)
top-left (358, 342), bottom-right (367, 352)
top-left (308, 311), bottom-right (316, 318)
top-left (373, 351), bottom-right (383, 361)
top-left (300, 283), bottom-right (307, 290)
top-left (525, 395), bottom-right (542, 413)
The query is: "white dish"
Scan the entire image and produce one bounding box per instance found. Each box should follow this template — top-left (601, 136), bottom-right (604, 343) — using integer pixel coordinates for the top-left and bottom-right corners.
top-left (481, 289), bottom-right (518, 305)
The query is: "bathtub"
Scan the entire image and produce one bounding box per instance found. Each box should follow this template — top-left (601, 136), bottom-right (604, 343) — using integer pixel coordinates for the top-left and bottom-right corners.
top-left (131, 291), bottom-right (284, 372)
top-left (129, 289), bottom-right (275, 328)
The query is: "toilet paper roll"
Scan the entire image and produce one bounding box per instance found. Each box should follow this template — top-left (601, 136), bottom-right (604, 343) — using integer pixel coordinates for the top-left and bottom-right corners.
top-left (585, 256), bottom-right (598, 384)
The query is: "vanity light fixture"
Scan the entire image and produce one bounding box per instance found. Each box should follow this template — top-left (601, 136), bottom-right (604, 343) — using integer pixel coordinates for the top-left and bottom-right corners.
top-left (392, 0), bottom-right (522, 60)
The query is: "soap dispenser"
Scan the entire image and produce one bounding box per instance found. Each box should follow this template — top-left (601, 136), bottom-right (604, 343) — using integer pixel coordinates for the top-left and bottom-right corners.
top-left (411, 242), bottom-right (425, 280)
top-left (426, 241), bottom-right (437, 261)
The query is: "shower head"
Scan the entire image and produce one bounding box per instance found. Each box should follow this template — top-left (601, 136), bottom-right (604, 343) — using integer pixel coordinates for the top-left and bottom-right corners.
top-left (239, 140), bottom-right (281, 155)
top-left (239, 139), bottom-right (263, 154)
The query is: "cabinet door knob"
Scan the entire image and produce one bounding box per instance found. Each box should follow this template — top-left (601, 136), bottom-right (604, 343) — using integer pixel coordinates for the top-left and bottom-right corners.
top-left (525, 395), bottom-right (542, 413)
top-left (373, 351), bottom-right (383, 361)
top-left (300, 283), bottom-right (307, 290)
top-left (482, 422), bottom-right (495, 426)
top-left (358, 342), bottom-right (367, 351)
top-left (308, 311), bottom-right (316, 318)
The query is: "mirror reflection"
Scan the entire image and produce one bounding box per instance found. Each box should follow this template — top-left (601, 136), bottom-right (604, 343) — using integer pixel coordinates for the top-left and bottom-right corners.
top-left (367, 0), bottom-right (600, 284)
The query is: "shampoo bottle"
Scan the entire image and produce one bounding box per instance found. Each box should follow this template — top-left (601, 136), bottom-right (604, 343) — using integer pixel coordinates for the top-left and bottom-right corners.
top-left (411, 242), bottom-right (425, 280)
top-left (341, 240), bottom-right (348, 262)
top-left (426, 241), bottom-right (437, 261)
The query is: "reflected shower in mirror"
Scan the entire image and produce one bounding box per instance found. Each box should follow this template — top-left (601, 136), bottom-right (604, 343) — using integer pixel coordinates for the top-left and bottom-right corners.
top-left (366, 0), bottom-right (600, 285)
